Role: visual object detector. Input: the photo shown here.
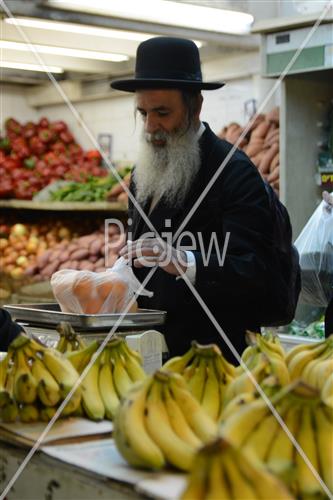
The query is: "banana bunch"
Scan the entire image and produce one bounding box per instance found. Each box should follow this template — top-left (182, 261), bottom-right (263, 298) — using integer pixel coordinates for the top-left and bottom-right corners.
top-left (162, 341), bottom-right (235, 421)
top-left (55, 321), bottom-right (87, 353)
top-left (286, 335), bottom-right (333, 397)
top-left (66, 336), bottom-right (146, 421)
top-left (0, 334), bottom-right (81, 423)
top-left (114, 369), bottom-right (218, 471)
top-left (181, 436), bottom-right (293, 500)
top-left (223, 332), bottom-right (289, 405)
top-left (221, 380), bottom-right (333, 498)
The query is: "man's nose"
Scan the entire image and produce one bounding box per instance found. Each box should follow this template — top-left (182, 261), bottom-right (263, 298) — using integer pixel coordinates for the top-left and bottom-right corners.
top-left (145, 114), bottom-right (159, 134)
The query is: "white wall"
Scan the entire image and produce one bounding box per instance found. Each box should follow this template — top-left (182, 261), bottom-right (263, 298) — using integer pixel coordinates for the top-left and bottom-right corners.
top-left (0, 84), bottom-right (38, 135)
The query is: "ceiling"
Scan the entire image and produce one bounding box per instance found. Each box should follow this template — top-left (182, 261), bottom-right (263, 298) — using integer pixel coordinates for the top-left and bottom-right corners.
top-left (0, 0), bottom-right (264, 85)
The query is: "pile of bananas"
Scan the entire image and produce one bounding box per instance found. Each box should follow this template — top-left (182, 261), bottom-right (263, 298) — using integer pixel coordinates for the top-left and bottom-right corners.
top-left (224, 332), bottom-right (289, 405)
top-left (114, 370), bottom-right (217, 471)
top-left (220, 380), bottom-right (333, 498)
top-left (286, 334), bottom-right (333, 405)
top-left (55, 321), bottom-right (87, 353)
top-left (162, 341), bottom-right (235, 421)
top-left (181, 436), bottom-right (293, 499)
top-left (66, 336), bottom-right (146, 421)
top-left (0, 334), bottom-right (81, 423)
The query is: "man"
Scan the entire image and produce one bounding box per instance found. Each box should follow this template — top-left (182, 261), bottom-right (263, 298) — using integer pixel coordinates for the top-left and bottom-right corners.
top-left (111, 37), bottom-right (274, 363)
top-left (0, 308), bottom-right (22, 351)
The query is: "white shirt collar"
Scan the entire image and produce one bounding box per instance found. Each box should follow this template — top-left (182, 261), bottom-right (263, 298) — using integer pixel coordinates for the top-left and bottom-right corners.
top-left (196, 121), bottom-right (205, 140)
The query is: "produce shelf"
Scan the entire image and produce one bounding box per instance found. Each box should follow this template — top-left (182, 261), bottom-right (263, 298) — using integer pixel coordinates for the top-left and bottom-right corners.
top-left (0, 199), bottom-right (127, 212)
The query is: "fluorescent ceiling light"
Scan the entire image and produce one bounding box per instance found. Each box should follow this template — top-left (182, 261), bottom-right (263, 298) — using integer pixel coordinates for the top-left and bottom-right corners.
top-left (46, 0), bottom-right (254, 35)
top-left (0, 40), bottom-right (129, 62)
top-left (4, 17), bottom-right (203, 47)
top-left (0, 61), bottom-right (64, 73)
top-left (4, 17), bottom-right (151, 41)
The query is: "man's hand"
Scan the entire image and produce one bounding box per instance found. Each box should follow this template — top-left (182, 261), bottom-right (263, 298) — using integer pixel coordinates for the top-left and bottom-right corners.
top-left (119, 238), bottom-right (188, 277)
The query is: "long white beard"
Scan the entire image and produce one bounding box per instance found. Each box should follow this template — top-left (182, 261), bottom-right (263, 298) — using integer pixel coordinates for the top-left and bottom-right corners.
top-left (134, 126), bottom-right (201, 208)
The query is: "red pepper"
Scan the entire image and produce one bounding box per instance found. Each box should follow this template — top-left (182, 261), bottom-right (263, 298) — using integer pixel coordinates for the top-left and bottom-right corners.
top-left (38, 128), bottom-right (55, 144)
top-left (29, 136), bottom-right (47, 156)
top-left (0, 179), bottom-right (14, 198)
top-left (50, 141), bottom-right (66, 154)
top-left (5, 118), bottom-right (22, 135)
top-left (85, 149), bottom-right (102, 161)
top-left (51, 120), bottom-right (67, 133)
top-left (68, 143), bottom-right (83, 157)
top-left (23, 122), bottom-right (37, 139)
top-left (59, 131), bottom-right (74, 144)
top-left (43, 151), bottom-right (59, 166)
top-left (3, 157), bottom-right (21, 170)
top-left (38, 117), bottom-right (49, 128)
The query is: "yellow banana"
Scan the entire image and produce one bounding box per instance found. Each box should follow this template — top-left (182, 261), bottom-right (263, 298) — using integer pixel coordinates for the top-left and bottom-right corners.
top-left (81, 354), bottom-right (105, 421)
top-left (295, 404), bottom-right (324, 497)
top-left (243, 413), bottom-right (281, 463)
top-left (224, 354), bottom-right (268, 404)
top-left (182, 356), bottom-right (200, 383)
top-left (13, 349), bottom-right (37, 404)
top-left (220, 398), bottom-right (270, 447)
top-left (112, 350), bottom-right (133, 398)
top-left (40, 406), bottom-right (57, 422)
top-left (237, 445), bottom-right (294, 499)
top-left (118, 343), bottom-right (146, 382)
top-left (220, 391), bottom-right (256, 421)
top-left (285, 337), bottom-right (330, 364)
top-left (41, 348), bottom-right (80, 398)
top-left (162, 345), bottom-right (195, 372)
top-left (0, 399), bottom-right (18, 422)
top-left (287, 341), bottom-right (329, 380)
top-left (169, 374), bottom-right (217, 442)
top-left (18, 404), bottom-right (39, 423)
top-left (205, 454), bottom-right (230, 500)
top-left (312, 358), bottom-right (333, 391)
top-left (322, 372), bottom-right (333, 406)
top-left (144, 378), bottom-right (195, 471)
top-left (66, 341), bottom-right (99, 372)
top-left (180, 448), bottom-right (211, 500)
top-left (98, 350), bottom-right (119, 420)
top-left (113, 378), bottom-right (165, 469)
top-left (265, 401), bottom-right (299, 479)
top-left (0, 354), bottom-right (10, 408)
top-left (162, 383), bottom-right (201, 448)
top-left (313, 404), bottom-right (333, 494)
top-left (31, 357), bottom-right (60, 407)
top-left (187, 356), bottom-right (207, 402)
top-left (201, 357), bottom-right (220, 421)
top-left (222, 452), bottom-right (258, 498)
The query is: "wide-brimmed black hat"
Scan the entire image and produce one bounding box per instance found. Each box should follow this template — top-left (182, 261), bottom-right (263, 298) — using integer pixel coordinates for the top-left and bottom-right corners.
top-left (111, 37), bottom-right (224, 92)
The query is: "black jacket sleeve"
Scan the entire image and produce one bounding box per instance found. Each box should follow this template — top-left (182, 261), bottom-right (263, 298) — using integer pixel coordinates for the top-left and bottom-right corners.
top-left (0, 308), bottom-right (23, 351)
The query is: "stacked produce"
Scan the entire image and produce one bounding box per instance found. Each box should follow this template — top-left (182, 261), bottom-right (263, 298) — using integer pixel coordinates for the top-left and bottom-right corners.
top-left (218, 107), bottom-right (280, 194)
top-left (0, 117), bottom-right (107, 199)
top-left (162, 341), bottom-right (235, 421)
top-left (181, 436), bottom-right (293, 499)
top-left (106, 171), bottom-right (131, 205)
top-left (286, 335), bottom-right (333, 405)
top-left (114, 370), bottom-right (217, 471)
top-left (0, 334), bottom-right (81, 423)
top-left (223, 331), bottom-right (290, 404)
top-left (0, 220), bottom-right (75, 282)
top-left (220, 380), bottom-right (332, 498)
top-left (66, 336), bottom-right (146, 421)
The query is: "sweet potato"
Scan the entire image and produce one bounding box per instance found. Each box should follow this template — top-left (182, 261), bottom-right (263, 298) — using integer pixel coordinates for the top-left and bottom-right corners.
top-left (267, 165), bottom-right (280, 183)
top-left (251, 120), bottom-right (271, 140)
top-left (266, 107), bottom-right (279, 124)
top-left (270, 152), bottom-right (280, 172)
top-left (58, 250), bottom-right (70, 263)
top-left (117, 192), bottom-right (128, 203)
top-left (107, 183), bottom-right (124, 199)
top-left (245, 139), bottom-right (264, 157)
top-left (250, 151), bottom-right (265, 168)
top-left (89, 239), bottom-right (103, 255)
top-left (225, 123), bottom-right (242, 143)
top-left (264, 129), bottom-right (279, 148)
top-left (70, 248), bottom-right (90, 260)
top-left (36, 249), bottom-right (51, 268)
top-left (77, 234), bottom-right (96, 247)
top-left (41, 260), bottom-right (60, 277)
top-left (78, 260), bottom-right (95, 271)
top-left (258, 143), bottom-right (279, 175)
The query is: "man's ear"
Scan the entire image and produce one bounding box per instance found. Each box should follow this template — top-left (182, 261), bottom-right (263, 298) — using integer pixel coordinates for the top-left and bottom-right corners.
top-left (196, 94), bottom-right (204, 119)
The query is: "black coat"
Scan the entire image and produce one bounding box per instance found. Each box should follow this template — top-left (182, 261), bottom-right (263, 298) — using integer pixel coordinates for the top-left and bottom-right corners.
top-left (128, 123), bottom-right (273, 364)
top-left (0, 308), bottom-right (22, 351)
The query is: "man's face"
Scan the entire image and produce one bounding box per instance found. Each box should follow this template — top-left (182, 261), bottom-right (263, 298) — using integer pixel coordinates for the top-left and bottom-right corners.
top-left (136, 89), bottom-right (188, 147)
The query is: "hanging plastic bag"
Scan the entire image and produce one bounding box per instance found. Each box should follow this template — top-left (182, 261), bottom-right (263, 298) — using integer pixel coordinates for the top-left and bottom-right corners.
top-left (50, 257), bottom-right (153, 314)
top-left (294, 192), bottom-right (333, 307)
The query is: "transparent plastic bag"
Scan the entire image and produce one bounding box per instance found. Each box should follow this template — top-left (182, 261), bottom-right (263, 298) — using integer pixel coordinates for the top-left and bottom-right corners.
top-left (294, 193), bottom-right (333, 307)
top-left (50, 257), bottom-right (153, 314)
